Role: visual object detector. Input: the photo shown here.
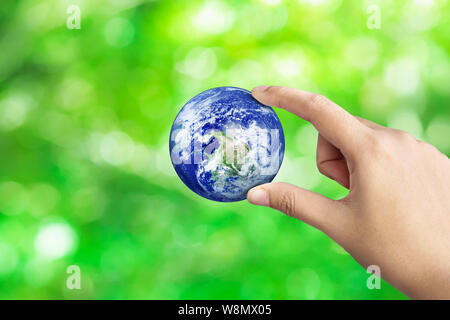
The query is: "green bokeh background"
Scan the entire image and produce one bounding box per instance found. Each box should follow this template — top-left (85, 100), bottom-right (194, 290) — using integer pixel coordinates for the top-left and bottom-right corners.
top-left (0, 0), bottom-right (449, 299)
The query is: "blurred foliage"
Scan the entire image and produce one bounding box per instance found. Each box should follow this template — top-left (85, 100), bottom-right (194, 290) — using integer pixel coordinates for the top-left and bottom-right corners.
top-left (0, 0), bottom-right (449, 299)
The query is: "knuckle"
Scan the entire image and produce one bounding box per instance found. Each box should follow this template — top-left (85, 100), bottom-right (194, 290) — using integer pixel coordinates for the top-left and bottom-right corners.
top-left (276, 191), bottom-right (297, 218)
top-left (418, 140), bottom-right (439, 153)
top-left (265, 85), bottom-right (282, 95)
top-left (418, 140), bottom-right (432, 149)
top-left (358, 131), bottom-right (395, 162)
top-left (308, 94), bottom-right (329, 108)
top-left (266, 86), bottom-right (287, 109)
top-left (393, 129), bottom-right (414, 142)
top-left (365, 132), bottom-right (384, 153)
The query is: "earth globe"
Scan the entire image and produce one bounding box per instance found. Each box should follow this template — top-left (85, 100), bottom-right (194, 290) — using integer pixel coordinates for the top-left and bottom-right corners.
top-left (169, 87), bottom-right (285, 202)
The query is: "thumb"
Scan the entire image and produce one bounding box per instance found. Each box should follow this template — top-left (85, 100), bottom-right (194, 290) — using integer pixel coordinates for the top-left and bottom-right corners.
top-left (247, 182), bottom-right (345, 234)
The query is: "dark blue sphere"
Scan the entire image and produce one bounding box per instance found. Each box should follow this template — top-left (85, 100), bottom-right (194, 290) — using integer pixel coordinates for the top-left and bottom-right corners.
top-left (169, 87), bottom-right (285, 202)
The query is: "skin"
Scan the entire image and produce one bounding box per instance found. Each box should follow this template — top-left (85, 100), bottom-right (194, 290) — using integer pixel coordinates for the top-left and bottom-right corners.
top-left (247, 86), bottom-right (450, 300)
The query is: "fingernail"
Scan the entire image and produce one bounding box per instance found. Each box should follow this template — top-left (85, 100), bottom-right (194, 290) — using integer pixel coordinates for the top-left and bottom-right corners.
top-left (252, 86), bottom-right (270, 93)
top-left (247, 188), bottom-right (270, 207)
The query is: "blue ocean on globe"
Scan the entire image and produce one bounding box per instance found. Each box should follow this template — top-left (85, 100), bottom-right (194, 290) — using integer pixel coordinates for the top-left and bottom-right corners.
top-left (169, 87), bottom-right (285, 202)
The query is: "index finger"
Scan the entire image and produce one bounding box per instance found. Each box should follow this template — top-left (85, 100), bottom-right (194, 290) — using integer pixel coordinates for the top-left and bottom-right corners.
top-left (252, 86), bottom-right (371, 158)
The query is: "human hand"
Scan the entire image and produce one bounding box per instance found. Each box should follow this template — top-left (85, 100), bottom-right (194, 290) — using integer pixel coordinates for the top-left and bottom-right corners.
top-left (247, 86), bottom-right (450, 299)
